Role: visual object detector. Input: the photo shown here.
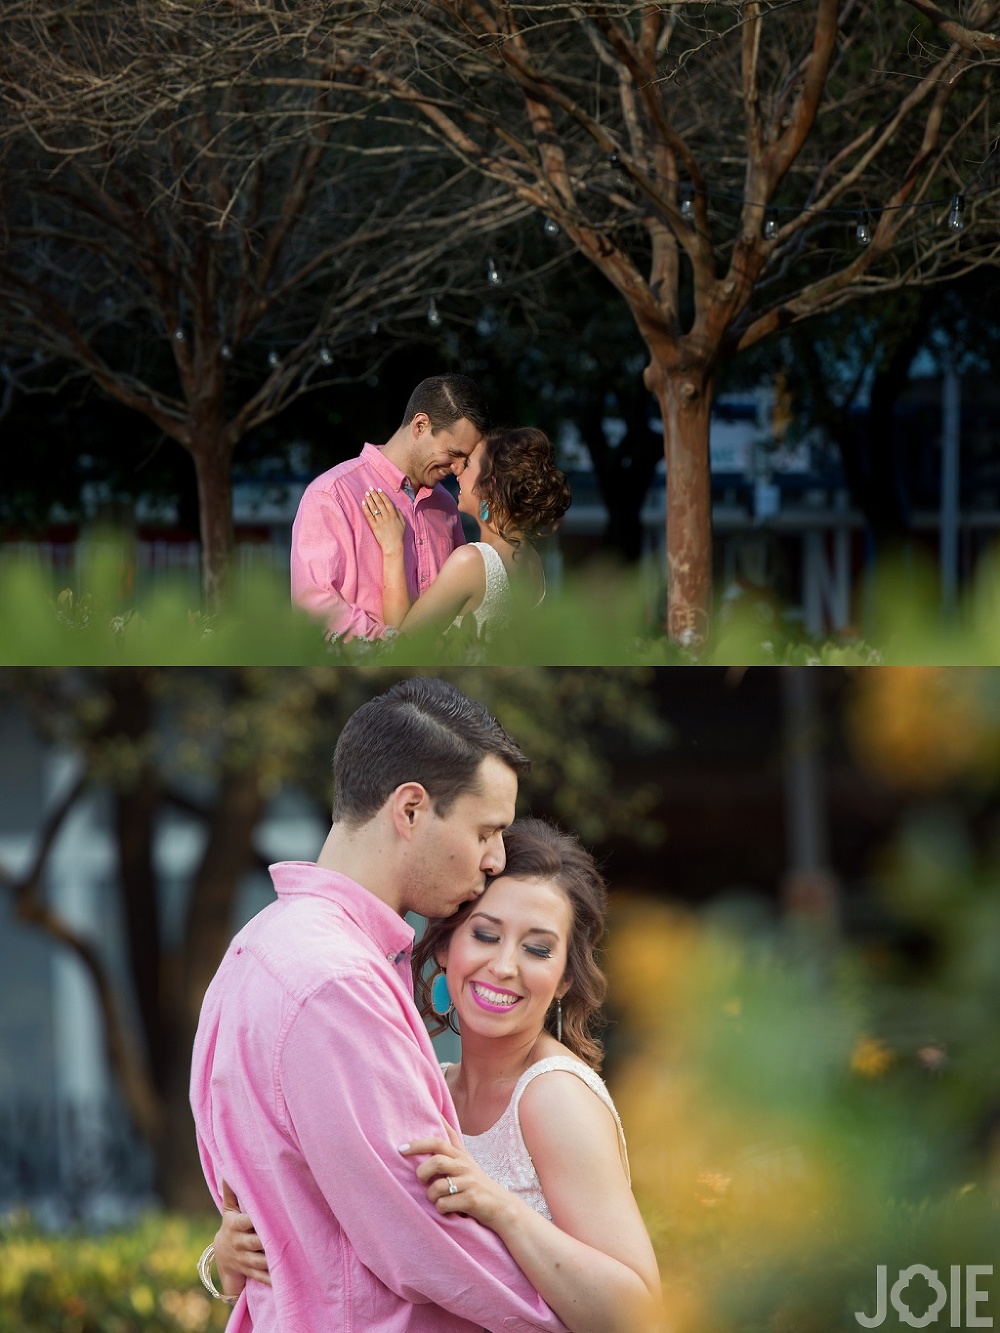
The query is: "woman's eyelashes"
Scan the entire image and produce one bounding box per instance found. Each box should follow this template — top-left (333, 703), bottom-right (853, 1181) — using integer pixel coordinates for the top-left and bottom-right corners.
top-left (470, 928), bottom-right (553, 960)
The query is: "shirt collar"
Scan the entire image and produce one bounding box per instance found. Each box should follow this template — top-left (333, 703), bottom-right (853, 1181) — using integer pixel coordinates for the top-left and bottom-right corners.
top-left (268, 861), bottom-right (414, 967)
top-left (361, 442), bottom-right (431, 500)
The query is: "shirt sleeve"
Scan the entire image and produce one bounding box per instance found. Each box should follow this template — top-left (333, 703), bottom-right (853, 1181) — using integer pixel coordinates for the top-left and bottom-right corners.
top-left (278, 968), bottom-right (568, 1333)
top-left (290, 485), bottom-right (387, 640)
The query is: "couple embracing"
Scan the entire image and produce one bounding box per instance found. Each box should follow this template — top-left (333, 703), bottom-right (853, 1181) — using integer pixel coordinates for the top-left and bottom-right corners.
top-left (290, 375), bottom-right (571, 648)
top-left (191, 677), bottom-right (662, 1332)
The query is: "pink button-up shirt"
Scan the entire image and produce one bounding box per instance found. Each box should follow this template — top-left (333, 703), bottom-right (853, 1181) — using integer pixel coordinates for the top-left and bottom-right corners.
top-left (290, 444), bottom-right (465, 640)
top-left (191, 862), bottom-right (566, 1333)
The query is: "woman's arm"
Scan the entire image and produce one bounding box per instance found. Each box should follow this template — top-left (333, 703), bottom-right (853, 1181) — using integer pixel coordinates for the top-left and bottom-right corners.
top-left (394, 544), bottom-right (486, 637)
top-left (402, 1096), bottom-right (662, 1333)
top-left (361, 489), bottom-right (411, 628)
top-left (361, 490), bottom-right (486, 635)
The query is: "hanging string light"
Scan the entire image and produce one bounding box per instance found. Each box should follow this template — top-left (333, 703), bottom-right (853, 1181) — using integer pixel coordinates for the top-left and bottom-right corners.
top-left (369, 318), bottom-right (379, 336)
top-left (220, 340), bottom-right (233, 362)
top-left (172, 326), bottom-right (186, 343)
top-left (634, 159), bottom-right (986, 243)
top-left (486, 257), bottom-right (502, 286)
top-left (543, 217), bottom-right (560, 236)
top-left (427, 297), bottom-right (442, 327)
top-left (267, 349), bottom-right (280, 368)
top-left (318, 343), bottom-right (333, 365)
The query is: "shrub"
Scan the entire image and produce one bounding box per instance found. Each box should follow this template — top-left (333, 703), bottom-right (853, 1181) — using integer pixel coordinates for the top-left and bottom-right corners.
top-left (0, 1214), bottom-right (231, 1333)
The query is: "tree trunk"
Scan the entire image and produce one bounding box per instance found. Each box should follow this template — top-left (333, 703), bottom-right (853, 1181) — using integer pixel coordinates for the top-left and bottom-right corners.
top-left (106, 670), bottom-right (166, 1094)
top-left (190, 432), bottom-right (235, 613)
top-left (646, 361), bottom-right (715, 648)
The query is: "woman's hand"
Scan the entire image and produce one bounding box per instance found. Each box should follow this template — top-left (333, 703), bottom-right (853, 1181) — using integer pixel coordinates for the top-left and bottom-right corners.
top-left (214, 1179), bottom-right (272, 1291)
top-left (362, 488), bottom-right (405, 557)
top-left (399, 1124), bottom-right (517, 1233)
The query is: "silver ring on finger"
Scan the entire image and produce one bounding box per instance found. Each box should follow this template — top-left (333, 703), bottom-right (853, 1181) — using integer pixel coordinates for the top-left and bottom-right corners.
top-left (446, 1177), bottom-right (459, 1196)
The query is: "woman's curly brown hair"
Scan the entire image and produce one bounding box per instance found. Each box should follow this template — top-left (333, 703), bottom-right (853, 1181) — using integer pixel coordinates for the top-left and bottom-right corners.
top-left (412, 817), bottom-right (609, 1070)
top-left (477, 427), bottom-right (571, 548)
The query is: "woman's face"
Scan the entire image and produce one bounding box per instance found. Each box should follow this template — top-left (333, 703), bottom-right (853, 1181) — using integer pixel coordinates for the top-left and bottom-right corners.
top-left (440, 874), bottom-right (572, 1043)
top-left (456, 442), bottom-right (485, 518)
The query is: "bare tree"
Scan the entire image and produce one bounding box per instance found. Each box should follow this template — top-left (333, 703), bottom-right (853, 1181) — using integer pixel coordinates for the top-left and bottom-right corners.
top-left (0, 0), bottom-right (529, 607)
top-left (304, 0), bottom-right (1000, 645)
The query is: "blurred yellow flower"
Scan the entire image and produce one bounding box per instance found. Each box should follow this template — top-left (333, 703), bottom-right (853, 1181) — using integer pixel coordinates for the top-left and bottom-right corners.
top-left (847, 667), bottom-right (1000, 789)
top-left (850, 1035), bottom-right (895, 1078)
top-left (130, 1283), bottom-right (156, 1315)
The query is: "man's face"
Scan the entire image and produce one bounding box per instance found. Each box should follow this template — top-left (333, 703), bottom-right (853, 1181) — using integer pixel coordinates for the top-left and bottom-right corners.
top-left (408, 414), bottom-right (483, 491)
top-left (401, 754), bottom-right (518, 920)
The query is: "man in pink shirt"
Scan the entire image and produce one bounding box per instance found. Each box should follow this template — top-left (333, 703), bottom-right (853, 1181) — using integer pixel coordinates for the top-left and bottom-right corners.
top-left (190, 677), bottom-right (568, 1332)
top-left (290, 374), bottom-right (488, 640)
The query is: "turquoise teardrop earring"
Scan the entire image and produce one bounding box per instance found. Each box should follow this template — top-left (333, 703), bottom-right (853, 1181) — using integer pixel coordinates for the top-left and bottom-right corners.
top-left (431, 971), bottom-right (452, 1016)
top-left (479, 501), bottom-right (490, 523)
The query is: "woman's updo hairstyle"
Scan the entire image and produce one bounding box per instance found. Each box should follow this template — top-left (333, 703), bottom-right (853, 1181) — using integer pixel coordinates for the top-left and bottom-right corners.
top-left (477, 427), bottom-right (571, 547)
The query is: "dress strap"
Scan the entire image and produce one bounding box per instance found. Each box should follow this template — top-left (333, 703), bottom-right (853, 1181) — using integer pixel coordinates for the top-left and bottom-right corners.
top-left (511, 1056), bottom-right (630, 1183)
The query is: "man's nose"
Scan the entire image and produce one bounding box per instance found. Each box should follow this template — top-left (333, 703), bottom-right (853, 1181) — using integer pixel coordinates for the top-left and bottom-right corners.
top-left (482, 833), bottom-right (506, 876)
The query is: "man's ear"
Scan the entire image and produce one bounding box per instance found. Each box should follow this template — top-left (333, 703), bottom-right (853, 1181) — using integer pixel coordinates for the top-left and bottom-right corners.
top-left (410, 411), bottom-right (431, 438)
top-left (390, 781), bottom-right (431, 839)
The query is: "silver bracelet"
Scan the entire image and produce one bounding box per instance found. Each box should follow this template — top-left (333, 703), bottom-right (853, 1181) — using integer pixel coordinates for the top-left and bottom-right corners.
top-left (197, 1243), bottom-right (238, 1304)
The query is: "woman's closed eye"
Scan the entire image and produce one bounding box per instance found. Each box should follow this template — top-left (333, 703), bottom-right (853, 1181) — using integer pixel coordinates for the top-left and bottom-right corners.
top-left (472, 929), bottom-right (500, 945)
top-left (525, 944), bottom-right (553, 959)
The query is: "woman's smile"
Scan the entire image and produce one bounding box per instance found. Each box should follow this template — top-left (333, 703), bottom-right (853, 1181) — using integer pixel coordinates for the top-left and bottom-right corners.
top-left (469, 981), bottom-right (523, 1012)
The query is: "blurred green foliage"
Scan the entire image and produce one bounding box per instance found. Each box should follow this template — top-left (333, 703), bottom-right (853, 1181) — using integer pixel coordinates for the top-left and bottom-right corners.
top-left (0, 1213), bottom-right (231, 1332)
top-left (608, 889), bottom-right (1000, 1332)
top-left (10, 536), bottom-right (1000, 665)
top-left (604, 661), bottom-right (1000, 1333)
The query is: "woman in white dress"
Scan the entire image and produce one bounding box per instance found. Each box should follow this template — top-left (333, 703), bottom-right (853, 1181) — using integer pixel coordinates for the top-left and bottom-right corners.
top-left (213, 819), bottom-right (662, 1333)
top-left (361, 426), bottom-right (571, 645)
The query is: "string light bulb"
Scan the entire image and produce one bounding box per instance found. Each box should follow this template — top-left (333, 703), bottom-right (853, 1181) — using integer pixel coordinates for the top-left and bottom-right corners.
top-left (764, 210), bottom-right (779, 241)
top-left (427, 297), bottom-right (442, 327)
top-left (855, 211), bottom-right (873, 246)
top-left (543, 217), bottom-right (559, 237)
top-left (220, 341), bottom-right (234, 362)
top-left (679, 187), bottom-right (695, 223)
top-left (486, 257), bottom-right (502, 287)
top-left (318, 343), bottom-right (333, 365)
top-left (172, 326), bottom-right (186, 343)
top-left (267, 349), bottom-right (280, 368)
top-left (369, 319), bottom-right (379, 336)
top-left (948, 194), bottom-right (965, 231)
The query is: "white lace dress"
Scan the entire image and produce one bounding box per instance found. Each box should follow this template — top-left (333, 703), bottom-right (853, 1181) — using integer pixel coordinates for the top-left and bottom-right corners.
top-left (443, 1055), bottom-right (630, 1220)
top-left (453, 543), bottom-right (546, 644)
